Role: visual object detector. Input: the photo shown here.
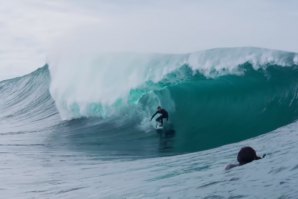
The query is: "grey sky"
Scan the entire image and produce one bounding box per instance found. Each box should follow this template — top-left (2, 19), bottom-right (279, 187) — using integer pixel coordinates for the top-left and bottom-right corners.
top-left (0, 0), bottom-right (298, 80)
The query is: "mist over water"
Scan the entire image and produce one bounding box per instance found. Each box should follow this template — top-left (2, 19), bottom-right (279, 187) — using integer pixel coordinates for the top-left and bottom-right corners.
top-left (1, 47), bottom-right (296, 157)
top-left (1, 0), bottom-right (298, 197)
top-left (48, 47), bottom-right (298, 119)
top-left (2, 0), bottom-right (298, 81)
top-left (1, 47), bottom-right (298, 198)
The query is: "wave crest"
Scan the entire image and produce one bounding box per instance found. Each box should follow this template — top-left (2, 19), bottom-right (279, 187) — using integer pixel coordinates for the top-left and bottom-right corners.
top-left (48, 47), bottom-right (298, 120)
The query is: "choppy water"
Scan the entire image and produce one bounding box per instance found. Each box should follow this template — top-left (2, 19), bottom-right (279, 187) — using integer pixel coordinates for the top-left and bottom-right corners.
top-left (1, 47), bottom-right (298, 198)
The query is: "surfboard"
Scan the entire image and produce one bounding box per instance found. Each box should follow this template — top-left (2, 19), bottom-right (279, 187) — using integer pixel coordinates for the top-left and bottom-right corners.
top-left (155, 121), bottom-right (164, 130)
top-left (155, 124), bottom-right (163, 130)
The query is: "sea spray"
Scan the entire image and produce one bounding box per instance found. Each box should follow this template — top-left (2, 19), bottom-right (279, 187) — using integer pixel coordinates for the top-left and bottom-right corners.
top-left (48, 47), bottom-right (298, 120)
top-left (1, 47), bottom-right (298, 154)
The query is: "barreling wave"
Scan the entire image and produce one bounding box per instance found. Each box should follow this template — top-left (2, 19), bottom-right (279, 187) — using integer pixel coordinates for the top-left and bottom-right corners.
top-left (1, 47), bottom-right (298, 155)
top-left (47, 47), bottom-right (298, 153)
top-left (48, 47), bottom-right (298, 120)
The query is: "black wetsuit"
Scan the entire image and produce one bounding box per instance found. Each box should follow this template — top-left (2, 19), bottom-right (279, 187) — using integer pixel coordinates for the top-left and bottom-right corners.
top-left (151, 109), bottom-right (169, 126)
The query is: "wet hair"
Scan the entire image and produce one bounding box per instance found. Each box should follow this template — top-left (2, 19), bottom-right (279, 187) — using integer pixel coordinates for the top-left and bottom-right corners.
top-left (237, 146), bottom-right (261, 165)
top-left (157, 106), bottom-right (161, 109)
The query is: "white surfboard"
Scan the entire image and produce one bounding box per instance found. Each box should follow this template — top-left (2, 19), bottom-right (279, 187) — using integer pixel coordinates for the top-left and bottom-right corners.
top-left (155, 125), bottom-right (163, 130)
top-left (155, 121), bottom-right (164, 130)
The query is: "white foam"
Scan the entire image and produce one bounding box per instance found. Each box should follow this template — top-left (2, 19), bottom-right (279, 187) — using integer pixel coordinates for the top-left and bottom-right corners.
top-left (188, 47), bottom-right (297, 77)
top-left (48, 47), bottom-right (298, 119)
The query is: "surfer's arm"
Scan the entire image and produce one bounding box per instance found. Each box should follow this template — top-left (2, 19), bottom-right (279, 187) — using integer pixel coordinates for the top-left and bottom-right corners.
top-left (225, 163), bottom-right (239, 170)
top-left (151, 111), bottom-right (158, 120)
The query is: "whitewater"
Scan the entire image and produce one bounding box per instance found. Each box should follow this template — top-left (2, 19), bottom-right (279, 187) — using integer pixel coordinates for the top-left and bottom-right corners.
top-left (1, 47), bottom-right (298, 198)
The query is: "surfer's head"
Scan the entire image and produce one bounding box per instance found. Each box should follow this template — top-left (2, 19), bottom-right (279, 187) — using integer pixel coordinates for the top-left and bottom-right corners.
top-left (157, 106), bottom-right (161, 110)
top-left (237, 146), bottom-right (261, 165)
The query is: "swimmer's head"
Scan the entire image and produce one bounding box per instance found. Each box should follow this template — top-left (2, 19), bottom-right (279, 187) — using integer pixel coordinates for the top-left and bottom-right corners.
top-left (237, 146), bottom-right (261, 165)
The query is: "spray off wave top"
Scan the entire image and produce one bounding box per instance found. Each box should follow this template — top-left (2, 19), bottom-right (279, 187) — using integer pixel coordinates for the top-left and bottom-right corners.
top-left (1, 47), bottom-right (298, 154)
top-left (48, 47), bottom-right (298, 120)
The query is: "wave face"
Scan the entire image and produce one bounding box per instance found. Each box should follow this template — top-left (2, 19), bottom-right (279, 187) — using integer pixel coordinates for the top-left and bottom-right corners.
top-left (1, 47), bottom-right (298, 199)
top-left (1, 47), bottom-right (298, 157)
top-left (0, 66), bottom-right (59, 133)
top-left (49, 47), bottom-right (298, 120)
top-left (46, 47), bottom-right (298, 154)
top-left (166, 64), bottom-right (298, 151)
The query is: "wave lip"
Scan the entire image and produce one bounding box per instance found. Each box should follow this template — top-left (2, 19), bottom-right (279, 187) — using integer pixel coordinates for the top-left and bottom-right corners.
top-left (48, 47), bottom-right (298, 120)
top-left (0, 47), bottom-right (298, 156)
top-left (188, 47), bottom-right (298, 77)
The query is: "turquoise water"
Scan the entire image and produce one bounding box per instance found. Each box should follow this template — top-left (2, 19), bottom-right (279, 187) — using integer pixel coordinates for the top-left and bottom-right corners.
top-left (1, 63), bottom-right (298, 157)
top-left (1, 47), bottom-right (298, 198)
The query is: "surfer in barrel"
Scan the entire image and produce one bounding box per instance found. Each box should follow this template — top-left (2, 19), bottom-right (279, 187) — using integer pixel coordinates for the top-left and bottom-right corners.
top-left (151, 106), bottom-right (169, 127)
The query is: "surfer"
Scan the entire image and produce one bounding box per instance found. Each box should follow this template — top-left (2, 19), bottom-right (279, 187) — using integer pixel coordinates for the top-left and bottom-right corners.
top-left (225, 146), bottom-right (265, 170)
top-left (151, 106), bottom-right (169, 127)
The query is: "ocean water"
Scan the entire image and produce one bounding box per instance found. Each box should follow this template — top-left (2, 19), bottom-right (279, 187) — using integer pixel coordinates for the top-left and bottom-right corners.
top-left (0, 47), bottom-right (298, 198)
